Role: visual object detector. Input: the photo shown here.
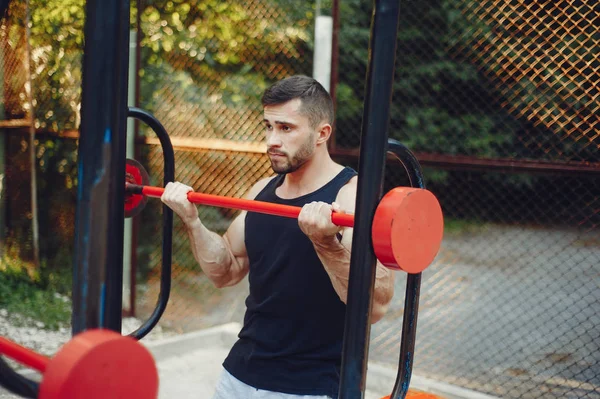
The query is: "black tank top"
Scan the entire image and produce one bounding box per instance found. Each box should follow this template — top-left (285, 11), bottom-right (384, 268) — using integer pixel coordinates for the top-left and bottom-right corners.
top-left (223, 167), bottom-right (357, 398)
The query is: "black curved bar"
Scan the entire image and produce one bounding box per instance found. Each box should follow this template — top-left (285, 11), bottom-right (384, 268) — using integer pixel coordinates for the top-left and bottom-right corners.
top-left (387, 138), bottom-right (425, 399)
top-left (387, 139), bottom-right (425, 190)
top-left (0, 357), bottom-right (38, 398)
top-left (126, 107), bottom-right (174, 340)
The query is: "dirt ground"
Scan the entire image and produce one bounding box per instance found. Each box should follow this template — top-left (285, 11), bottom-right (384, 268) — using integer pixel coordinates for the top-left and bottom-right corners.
top-left (135, 224), bottom-right (600, 399)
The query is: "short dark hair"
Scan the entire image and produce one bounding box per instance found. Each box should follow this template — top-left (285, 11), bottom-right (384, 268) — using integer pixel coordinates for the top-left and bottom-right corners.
top-left (261, 75), bottom-right (334, 128)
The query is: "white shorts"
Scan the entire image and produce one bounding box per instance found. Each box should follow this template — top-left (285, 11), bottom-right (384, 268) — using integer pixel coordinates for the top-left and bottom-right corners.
top-left (212, 369), bottom-right (332, 399)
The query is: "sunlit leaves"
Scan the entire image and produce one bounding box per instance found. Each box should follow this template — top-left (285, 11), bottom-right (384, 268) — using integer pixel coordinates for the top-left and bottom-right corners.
top-left (21, 0), bottom-right (85, 130)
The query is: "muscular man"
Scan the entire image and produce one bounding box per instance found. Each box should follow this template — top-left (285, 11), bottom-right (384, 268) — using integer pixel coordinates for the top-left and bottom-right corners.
top-left (161, 75), bottom-right (395, 399)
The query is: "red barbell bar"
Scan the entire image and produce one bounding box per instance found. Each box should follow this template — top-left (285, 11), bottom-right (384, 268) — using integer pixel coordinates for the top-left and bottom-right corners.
top-left (125, 159), bottom-right (444, 274)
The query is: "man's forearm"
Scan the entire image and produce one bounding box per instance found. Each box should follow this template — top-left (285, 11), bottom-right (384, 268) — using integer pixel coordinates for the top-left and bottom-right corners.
top-left (312, 236), bottom-right (352, 302)
top-left (313, 236), bottom-right (394, 323)
top-left (185, 218), bottom-right (235, 286)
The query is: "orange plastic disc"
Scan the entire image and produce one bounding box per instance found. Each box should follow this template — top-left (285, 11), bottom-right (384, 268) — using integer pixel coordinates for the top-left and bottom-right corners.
top-left (380, 390), bottom-right (447, 399)
top-left (372, 187), bottom-right (444, 274)
top-left (39, 329), bottom-right (158, 399)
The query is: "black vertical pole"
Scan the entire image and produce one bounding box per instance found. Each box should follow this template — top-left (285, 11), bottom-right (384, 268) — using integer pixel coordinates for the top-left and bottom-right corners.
top-left (328, 0), bottom-right (340, 153)
top-left (338, 0), bottom-right (402, 398)
top-left (72, 0), bottom-right (131, 335)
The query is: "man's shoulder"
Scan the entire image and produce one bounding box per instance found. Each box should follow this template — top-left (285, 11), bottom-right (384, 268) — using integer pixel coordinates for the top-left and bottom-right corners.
top-left (254, 175), bottom-right (278, 191)
top-left (245, 175), bottom-right (277, 199)
top-left (331, 163), bottom-right (357, 194)
top-left (340, 173), bottom-right (358, 192)
top-left (335, 173), bottom-right (358, 211)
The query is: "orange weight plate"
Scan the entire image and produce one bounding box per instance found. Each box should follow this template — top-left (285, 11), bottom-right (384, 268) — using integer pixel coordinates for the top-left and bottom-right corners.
top-left (39, 329), bottom-right (158, 399)
top-left (372, 187), bottom-right (444, 273)
top-left (380, 391), bottom-right (447, 399)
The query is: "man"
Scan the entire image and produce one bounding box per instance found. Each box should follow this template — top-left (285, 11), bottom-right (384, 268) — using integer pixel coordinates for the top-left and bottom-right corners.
top-left (161, 75), bottom-right (395, 398)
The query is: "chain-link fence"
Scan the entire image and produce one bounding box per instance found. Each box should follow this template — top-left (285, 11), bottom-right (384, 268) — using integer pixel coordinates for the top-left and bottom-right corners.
top-left (1, 1), bottom-right (30, 260)
top-left (134, 0), bottom-right (317, 329)
top-left (0, 0), bottom-right (79, 272)
top-left (336, 0), bottom-right (599, 163)
top-left (0, 0), bottom-right (598, 398)
top-left (340, 2), bottom-right (599, 398)
top-left (136, 1), bottom-right (599, 399)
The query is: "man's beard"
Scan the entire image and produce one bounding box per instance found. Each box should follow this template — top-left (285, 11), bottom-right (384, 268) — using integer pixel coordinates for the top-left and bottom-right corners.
top-left (269, 135), bottom-right (315, 174)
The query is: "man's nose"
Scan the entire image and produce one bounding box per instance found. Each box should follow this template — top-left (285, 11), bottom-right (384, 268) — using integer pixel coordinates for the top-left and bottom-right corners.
top-left (267, 132), bottom-right (282, 147)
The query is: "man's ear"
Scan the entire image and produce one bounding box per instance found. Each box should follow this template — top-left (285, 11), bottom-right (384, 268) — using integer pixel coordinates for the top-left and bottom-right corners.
top-left (316, 123), bottom-right (332, 145)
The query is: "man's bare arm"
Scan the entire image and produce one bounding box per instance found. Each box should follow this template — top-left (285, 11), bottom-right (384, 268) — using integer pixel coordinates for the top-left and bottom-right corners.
top-left (298, 177), bottom-right (395, 323)
top-left (311, 227), bottom-right (395, 324)
top-left (162, 177), bottom-right (272, 288)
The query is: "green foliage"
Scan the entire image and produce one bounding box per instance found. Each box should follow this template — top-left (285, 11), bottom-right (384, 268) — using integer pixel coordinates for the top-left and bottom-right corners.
top-left (28, 0), bottom-right (85, 131)
top-left (443, 217), bottom-right (489, 236)
top-left (335, 0), bottom-right (518, 158)
top-left (5, 135), bottom-right (78, 268)
top-left (7, 0), bottom-right (593, 286)
top-left (442, 0), bottom-right (599, 162)
top-left (10, 0), bottom-right (593, 158)
top-left (138, 0), bottom-right (313, 116)
top-left (0, 257), bottom-right (71, 330)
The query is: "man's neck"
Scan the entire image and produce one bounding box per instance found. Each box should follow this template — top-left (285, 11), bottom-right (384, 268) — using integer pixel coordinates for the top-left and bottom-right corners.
top-left (277, 150), bottom-right (344, 199)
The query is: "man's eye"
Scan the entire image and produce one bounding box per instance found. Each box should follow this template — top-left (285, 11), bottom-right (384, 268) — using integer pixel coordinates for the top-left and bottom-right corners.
top-left (282, 126), bottom-right (291, 131)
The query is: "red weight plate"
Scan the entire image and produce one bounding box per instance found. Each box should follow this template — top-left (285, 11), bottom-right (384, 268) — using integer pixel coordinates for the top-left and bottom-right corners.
top-left (372, 187), bottom-right (444, 274)
top-left (39, 329), bottom-right (158, 399)
top-left (124, 159), bottom-right (150, 218)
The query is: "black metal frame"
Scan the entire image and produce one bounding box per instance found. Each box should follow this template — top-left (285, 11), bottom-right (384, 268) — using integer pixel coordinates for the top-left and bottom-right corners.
top-left (0, 357), bottom-right (38, 398)
top-left (338, 0), bottom-right (404, 397)
top-left (0, 0), bottom-right (431, 398)
top-left (386, 139), bottom-right (426, 399)
top-left (126, 107), bottom-right (175, 340)
top-left (71, 0), bottom-right (131, 335)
